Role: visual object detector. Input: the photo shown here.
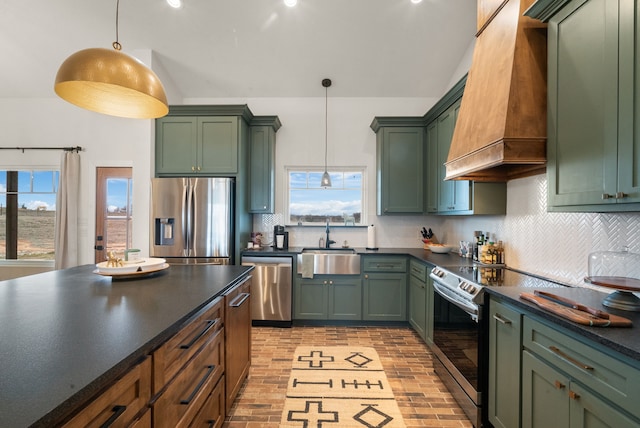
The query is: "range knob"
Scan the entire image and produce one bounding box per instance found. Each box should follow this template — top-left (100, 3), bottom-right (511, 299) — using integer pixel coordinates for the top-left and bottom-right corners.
top-left (432, 268), bottom-right (445, 278)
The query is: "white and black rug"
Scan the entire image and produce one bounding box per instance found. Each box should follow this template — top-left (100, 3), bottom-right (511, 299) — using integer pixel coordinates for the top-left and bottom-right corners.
top-left (281, 346), bottom-right (406, 428)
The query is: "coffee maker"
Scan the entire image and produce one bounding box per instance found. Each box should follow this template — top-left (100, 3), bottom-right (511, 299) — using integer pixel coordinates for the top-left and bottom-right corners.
top-left (273, 225), bottom-right (289, 249)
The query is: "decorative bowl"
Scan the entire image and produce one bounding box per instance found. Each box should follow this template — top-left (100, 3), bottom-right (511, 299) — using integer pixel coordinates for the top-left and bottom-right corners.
top-left (427, 244), bottom-right (452, 254)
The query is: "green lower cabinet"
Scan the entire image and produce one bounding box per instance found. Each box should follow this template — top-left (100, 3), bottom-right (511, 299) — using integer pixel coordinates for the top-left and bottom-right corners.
top-left (362, 272), bottom-right (407, 321)
top-left (522, 350), bottom-right (570, 428)
top-left (408, 275), bottom-right (427, 339)
top-left (294, 276), bottom-right (361, 320)
top-left (488, 299), bottom-right (522, 428)
top-left (294, 277), bottom-right (327, 319)
top-left (522, 350), bottom-right (637, 428)
top-left (424, 276), bottom-right (434, 345)
top-left (328, 277), bottom-right (362, 320)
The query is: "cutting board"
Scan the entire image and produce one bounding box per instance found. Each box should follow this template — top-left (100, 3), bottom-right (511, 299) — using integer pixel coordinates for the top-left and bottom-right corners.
top-left (520, 293), bottom-right (632, 327)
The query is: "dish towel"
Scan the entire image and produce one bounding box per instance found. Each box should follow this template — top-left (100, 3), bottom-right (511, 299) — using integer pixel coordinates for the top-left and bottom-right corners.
top-left (301, 253), bottom-right (314, 279)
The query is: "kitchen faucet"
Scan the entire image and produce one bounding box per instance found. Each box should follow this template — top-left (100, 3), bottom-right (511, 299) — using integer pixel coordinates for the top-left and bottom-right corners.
top-left (325, 221), bottom-right (336, 248)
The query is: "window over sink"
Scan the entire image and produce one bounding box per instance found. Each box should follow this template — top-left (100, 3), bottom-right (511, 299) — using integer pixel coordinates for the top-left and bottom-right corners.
top-left (285, 167), bottom-right (367, 226)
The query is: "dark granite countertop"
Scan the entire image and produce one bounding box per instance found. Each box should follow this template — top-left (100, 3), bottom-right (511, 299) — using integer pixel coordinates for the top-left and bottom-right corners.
top-left (486, 286), bottom-right (640, 364)
top-left (242, 246), bottom-right (474, 267)
top-left (0, 263), bottom-right (253, 428)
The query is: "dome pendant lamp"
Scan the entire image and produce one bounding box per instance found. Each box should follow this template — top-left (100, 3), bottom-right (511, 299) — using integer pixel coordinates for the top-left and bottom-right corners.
top-left (54, 0), bottom-right (168, 119)
top-left (320, 78), bottom-right (332, 188)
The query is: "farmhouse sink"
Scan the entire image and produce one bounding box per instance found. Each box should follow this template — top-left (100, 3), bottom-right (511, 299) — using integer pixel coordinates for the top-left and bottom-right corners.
top-left (297, 248), bottom-right (360, 275)
top-left (300, 247), bottom-right (357, 254)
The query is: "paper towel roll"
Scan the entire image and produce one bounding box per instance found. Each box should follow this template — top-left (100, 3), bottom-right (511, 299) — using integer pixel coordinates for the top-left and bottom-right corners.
top-left (367, 224), bottom-right (378, 250)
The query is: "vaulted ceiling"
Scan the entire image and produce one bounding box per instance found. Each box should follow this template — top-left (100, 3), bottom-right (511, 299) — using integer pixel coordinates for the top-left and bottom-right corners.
top-left (0, 0), bottom-right (476, 99)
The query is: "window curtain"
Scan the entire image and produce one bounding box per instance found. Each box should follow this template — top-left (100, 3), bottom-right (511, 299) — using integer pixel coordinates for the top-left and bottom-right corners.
top-left (54, 151), bottom-right (80, 269)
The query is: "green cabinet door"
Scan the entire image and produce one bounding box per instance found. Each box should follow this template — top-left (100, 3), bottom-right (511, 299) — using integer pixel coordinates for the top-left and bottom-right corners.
top-left (547, 0), bottom-right (619, 208)
top-left (156, 115), bottom-right (240, 175)
top-left (294, 275), bottom-right (361, 320)
top-left (569, 382), bottom-right (639, 428)
top-left (436, 100), bottom-right (472, 213)
top-left (523, 350), bottom-right (637, 428)
top-left (409, 275), bottom-right (427, 339)
top-left (362, 272), bottom-right (407, 321)
top-left (522, 350), bottom-right (570, 428)
top-left (426, 120), bottom-right (439, 213)
top-left (199, 116), bottom-right (239, 174)
top-left (425, 275), bottom-right (434, 345)
top-left (374, 123), bottom-right (425, 215)
top-left (488, 299), bottom-right (522, 428)
top-left (248, 125), bottom-right (275, 213)
top-left (547, 0), bottom-right (640, 210)
top-left (294, 277), bottom-right (327, 319)
top-left (155, 116), bottom-right (198, 174)
top-left (327, 277), bottom-right (362, 320)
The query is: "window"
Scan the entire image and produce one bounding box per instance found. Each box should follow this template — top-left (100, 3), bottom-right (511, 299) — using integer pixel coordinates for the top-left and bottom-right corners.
top-left (0, 170), bottom-right (59, 260)
top-left (286, 167), bottom-right (366, 226)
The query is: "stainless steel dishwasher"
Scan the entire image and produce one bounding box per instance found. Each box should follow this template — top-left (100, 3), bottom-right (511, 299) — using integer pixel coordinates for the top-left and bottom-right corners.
top-left (241, 255), bottom-right (292, 327)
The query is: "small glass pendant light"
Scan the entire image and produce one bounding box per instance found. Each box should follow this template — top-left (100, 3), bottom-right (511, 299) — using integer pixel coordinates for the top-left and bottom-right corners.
top-left (321, 78), bottom-right (332, 188)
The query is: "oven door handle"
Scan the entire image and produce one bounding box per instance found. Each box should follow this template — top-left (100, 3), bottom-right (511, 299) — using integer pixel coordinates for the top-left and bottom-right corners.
top-left (432, 281), bottom-right (479, 322)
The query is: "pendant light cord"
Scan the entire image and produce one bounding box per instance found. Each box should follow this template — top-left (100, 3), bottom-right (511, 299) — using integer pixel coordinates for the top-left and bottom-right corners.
top-left (325, 84), bottom-right (328, 171)
top-left (113, 0), bottom-right (122, 51)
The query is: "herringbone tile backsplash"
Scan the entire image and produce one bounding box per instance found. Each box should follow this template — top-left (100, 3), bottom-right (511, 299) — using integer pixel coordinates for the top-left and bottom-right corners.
top-left (445, 174), bottom-right (640, 288)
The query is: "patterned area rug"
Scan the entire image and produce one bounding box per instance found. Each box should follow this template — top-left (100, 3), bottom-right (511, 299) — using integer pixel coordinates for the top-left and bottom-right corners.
top-left (280, 346), bottom-right (406, 428)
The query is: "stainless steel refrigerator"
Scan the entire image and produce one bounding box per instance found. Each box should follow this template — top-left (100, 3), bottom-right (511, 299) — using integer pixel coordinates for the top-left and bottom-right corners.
top-left (150, 177), bottom-right (234, 264)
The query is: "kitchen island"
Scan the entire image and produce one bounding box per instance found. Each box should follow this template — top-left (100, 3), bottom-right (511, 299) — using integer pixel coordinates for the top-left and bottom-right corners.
top-left (0, 263), bottom-right (253, 427)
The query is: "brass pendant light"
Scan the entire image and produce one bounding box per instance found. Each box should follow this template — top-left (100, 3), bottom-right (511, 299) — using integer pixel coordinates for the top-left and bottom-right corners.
top-left (54, 0), bottom-right (168, 119)
top-left (321, 78), bottom-right (332, 188)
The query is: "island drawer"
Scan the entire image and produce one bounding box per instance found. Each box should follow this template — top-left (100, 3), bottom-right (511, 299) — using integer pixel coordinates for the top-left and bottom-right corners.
top-left (153, 296), bottom-right (224, 393)
top-left (62, 357), bottom-right (151, 428)
top-left (523, 316), bottom-right (640, 419)
top-left (362, 256), bottom-right (407, 273)
top-left (190, 375), bottom-right (225, 428)
top-left (152, 326), bottom-right (225, 427)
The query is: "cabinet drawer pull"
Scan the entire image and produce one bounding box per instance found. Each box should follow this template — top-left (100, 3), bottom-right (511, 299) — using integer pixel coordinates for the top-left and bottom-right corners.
top-left (493, 313), bottom-right (512, 325)
top-left (554, 380), bottom-right (565, 389)
top-left (180, 365), bottom-right (215, 405)
top-left (229, 292), bottom-right (250, 307)
top-left (180, 319), bottom-right (218, 350)
top-left (376, 263), bottom-right (396, 268)
top-left (549, 346), bottom-right (594, 371)
top-left (100, 405), bottom-right (126, 428)
top-left (616, 192), bottom-right (628, 199)
top-left (569, 390), bottom-right (580, 400)
top-left (602, 193), bottom-right (614, 199)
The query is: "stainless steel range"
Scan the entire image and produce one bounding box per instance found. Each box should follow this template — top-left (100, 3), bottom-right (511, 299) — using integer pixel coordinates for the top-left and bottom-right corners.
top-left (428, 265), bottom-right (566, 427)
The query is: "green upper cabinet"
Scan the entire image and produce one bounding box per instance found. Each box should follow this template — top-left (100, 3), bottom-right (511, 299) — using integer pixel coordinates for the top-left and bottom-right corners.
top-left (539, 0), bottom-right (640, 211)
top-left (434, 99), bottom-right (472, 213)
top-left (248, 117), bottom-right (281, 214)
top-left (155, 105), bottom-right (253, 177)
top-left (424, 76), bottom-right (507, 215)
top-left (426, 121), bottom-right (439, 213)
top-left (370, 118), bottom-right (425, 215)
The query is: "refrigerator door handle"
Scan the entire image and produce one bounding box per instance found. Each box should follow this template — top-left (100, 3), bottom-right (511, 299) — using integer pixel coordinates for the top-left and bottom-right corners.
top-left (187, 180), bottom-right (195, 257)
top-left (182, 181), bottom-right (191, 257)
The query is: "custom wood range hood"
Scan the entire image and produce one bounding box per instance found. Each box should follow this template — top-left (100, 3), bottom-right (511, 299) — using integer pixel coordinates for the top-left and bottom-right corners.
top-left (445, 0), bottom-right (548, 182)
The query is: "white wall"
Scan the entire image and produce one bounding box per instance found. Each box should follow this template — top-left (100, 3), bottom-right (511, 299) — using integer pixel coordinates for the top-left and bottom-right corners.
top-left (0, 98), bottom-right (154, 271)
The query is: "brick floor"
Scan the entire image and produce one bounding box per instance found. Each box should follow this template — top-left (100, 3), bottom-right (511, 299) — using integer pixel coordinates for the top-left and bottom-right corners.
top-left (223, 325), bottom-right (473, 427)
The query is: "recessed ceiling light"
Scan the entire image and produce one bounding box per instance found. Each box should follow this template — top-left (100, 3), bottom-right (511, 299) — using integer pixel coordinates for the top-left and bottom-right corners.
top-left (411, 0), bottom-right (423, 3)
top-left (167, 0), bottom-right (182, 9)
top-left (284, 0), bottom-right (297, 7)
